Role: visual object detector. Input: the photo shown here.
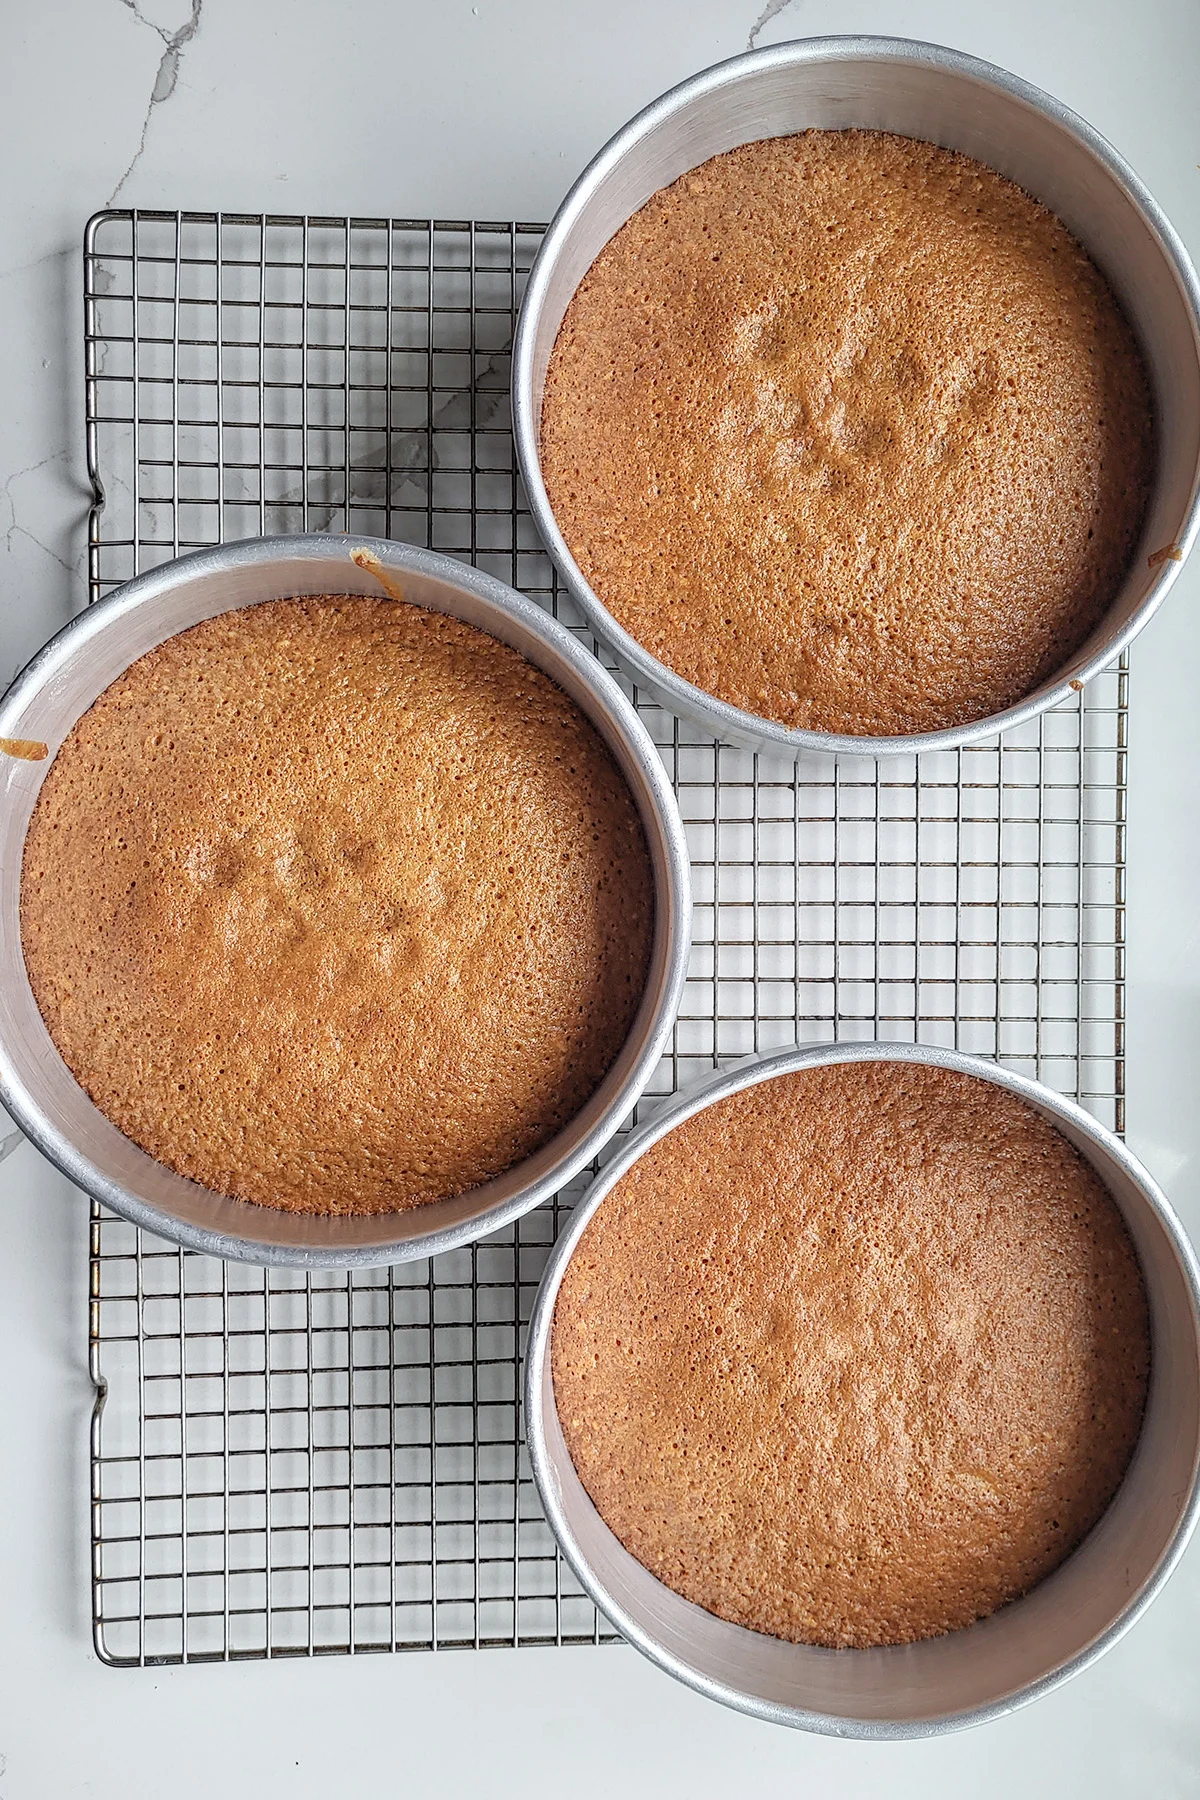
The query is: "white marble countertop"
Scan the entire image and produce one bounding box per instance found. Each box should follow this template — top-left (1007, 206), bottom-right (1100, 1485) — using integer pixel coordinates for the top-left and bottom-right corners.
top-left (2, 1), bottom-right (1198, 1794)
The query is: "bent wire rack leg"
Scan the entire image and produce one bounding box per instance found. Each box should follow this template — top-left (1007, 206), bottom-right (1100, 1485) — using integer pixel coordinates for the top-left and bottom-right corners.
top-left (83, 210), bottom-right (1128, 1665)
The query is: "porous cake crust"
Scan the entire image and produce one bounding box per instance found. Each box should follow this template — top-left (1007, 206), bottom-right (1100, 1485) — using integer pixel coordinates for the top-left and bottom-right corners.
top-left (21, 596), bottom-right (654, 1215)
top-left (541, 130), bottom-right (1155, 736)
top-left (552, 1061), bottom-right (1150, 1648)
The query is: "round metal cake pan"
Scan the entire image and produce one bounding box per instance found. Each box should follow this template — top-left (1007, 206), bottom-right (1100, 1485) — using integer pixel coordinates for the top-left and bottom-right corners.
top-left (0, 534), bottom-right (692, 1267)
top-left (513, 36), bottom-right (1200, 760)
top-left (525, 1041), bottom-right (1200, 1738)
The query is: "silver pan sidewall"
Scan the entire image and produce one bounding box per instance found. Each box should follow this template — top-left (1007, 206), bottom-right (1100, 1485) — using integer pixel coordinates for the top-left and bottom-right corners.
top-left (0, 535), bottom-right (692, 1266)
top-left (525, 1042), bottom-right (1200, 1737)
top-left (513, 36), bottom-right (1200, 760)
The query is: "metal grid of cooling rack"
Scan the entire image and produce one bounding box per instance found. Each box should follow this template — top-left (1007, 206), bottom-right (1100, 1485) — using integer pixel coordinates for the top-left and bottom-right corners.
top-left (83, 209), bottom-right (1128, 1666)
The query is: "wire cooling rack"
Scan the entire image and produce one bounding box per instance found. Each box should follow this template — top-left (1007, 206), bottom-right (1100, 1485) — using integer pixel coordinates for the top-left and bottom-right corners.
top-left (83, 210), bottom-right (1128, 1666)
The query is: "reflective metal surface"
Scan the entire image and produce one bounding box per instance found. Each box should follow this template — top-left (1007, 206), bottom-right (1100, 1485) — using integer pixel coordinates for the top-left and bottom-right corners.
top-left (0, 534), bottom-right (692, 1267)
top-left (513, 36), bottom-right (1200, 759)
top-left (525, 1042), bottom-right (1200, 1738)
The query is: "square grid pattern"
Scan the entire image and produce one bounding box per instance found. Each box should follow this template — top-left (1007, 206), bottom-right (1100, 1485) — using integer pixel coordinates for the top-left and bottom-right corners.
top-left (84, 211), bottom-right (1128, 1665)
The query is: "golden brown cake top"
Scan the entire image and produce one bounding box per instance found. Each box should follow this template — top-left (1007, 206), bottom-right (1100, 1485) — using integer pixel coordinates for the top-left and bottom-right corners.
top-left (21, 596), bottom-right (654, 1215)
top-left (541, 129), bottom-right (1155, 736)
top-left (552, 1061), bottom-right (1149, 1648)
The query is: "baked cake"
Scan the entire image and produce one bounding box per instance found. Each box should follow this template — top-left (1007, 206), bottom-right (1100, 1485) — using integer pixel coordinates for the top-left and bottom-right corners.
top-left (541, 130), bottom-right (1155, 736)
top-left (552, 1060), bottom-right (1150, 1648)
top-left (20, 596), bottom-right (655, 1215)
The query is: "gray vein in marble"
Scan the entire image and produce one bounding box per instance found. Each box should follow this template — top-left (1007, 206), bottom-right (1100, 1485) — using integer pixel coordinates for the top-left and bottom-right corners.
top-left (0, 455), bottom-right (85, 649)
top-left (248, 352), bottom-right (511, 527)
top-left (107, 0), bottom-right (204, 207)
top-left (0, 1129), bottom-right (25, 1169)
top-left (0, 247), bottom-right (72, 286)
top-left (2, 452), bottom-right (71, 560)
top-left (83, 309), bottom-right (511, 543)
top-left (747, 0), bottom-right (801, 51)
top-left (5, 525), bottom-right (77, 578)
